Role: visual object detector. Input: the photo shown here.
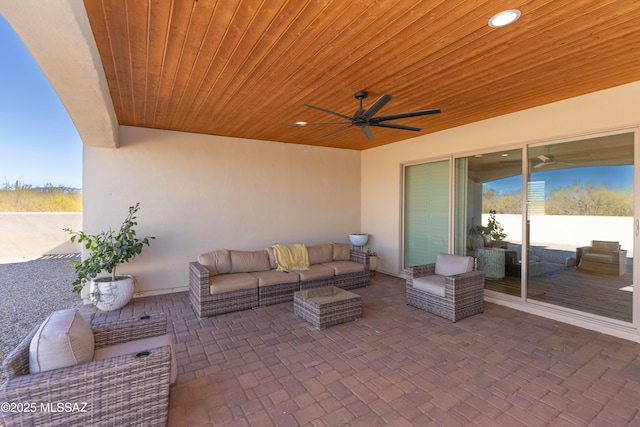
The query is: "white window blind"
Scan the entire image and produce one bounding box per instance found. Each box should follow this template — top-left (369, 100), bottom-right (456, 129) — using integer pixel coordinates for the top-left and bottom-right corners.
top-left (404, 160), bottom-right (450, 267)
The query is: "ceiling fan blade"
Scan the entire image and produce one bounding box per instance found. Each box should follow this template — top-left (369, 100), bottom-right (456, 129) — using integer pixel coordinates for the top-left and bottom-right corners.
top-left (353, 108), bottom-right (366, 119)
top-left (370, 122), bottom-right (422, 132)
top-left (537, 154), bottom-right (551, 162)
top-left (289, 121), bottom-right (351, 126)
top-left (363, 94), bottom-right (392, 118)
top-left (375, 108), bottom-right (441, 122)
top-left (304, 104), bottom-right (353, 121)
top-left (533, 161), bottom-right (551, 169)
top-left (321, 125), bottom-right (353, 138)
top-left (359, 125), bottom-right (374, 140)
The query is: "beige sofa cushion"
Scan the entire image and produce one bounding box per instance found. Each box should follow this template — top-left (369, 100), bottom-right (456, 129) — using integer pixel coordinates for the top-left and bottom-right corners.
top-left (297, 264), bottom-right (334, 281)
top-left (198, 249), bottom-right (231, 275)
top-left (93, 334), bottom-right (178, 384)
top-left (323, 260), bottom-right (365, 275)
top-left (230, 250), bottom-right (271, 273)
top-left (332, 243), bottom-right (351, 261)
top-left (210, 273), bottom-right (257, 294)
top-left (251, 270), bottom-right (300, 287)
top-left (29, 309), bottom-right (95, 374)
top-left (307, 243), bottom-right (333, 265)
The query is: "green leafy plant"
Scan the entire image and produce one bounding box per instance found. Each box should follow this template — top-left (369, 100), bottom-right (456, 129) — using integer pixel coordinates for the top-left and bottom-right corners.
top-left (65, 203), bottom-right (155, 294)
top-left (476, 210), bottom-right (507, 241)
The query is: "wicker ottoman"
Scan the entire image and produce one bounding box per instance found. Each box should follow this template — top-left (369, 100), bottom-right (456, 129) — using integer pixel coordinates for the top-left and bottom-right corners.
top-left (294, 286), bottom-right (362, 330)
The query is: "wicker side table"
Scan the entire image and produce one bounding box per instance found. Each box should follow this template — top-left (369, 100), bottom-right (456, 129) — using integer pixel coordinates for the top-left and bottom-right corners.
top-left (294, 286), bottom-right (362, 330)
top-left (477, 248), bottom-right (506, 280)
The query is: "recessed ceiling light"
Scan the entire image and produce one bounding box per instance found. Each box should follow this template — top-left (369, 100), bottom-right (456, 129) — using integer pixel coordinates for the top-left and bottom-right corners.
top-left (501, 153), bottom-right (509, 157)
top-left (488, 9), bottom-right (521, 28)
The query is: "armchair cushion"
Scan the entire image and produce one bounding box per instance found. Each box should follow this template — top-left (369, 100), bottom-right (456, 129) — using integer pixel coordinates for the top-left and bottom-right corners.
top-left (93, 334), bottom-right (177, 384)
top-left (434, 253), bottom-right (474, 276)
top-left (29, 309), bottom-right (94, 374)
top-left (412, 275), bottom-right (447, 297)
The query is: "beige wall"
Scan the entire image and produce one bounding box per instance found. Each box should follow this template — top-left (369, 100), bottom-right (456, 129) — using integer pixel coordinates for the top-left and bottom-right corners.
top-left (83, 126), bottom-right (361, 296)
top-left (0, 213), bottom-right (81, 258)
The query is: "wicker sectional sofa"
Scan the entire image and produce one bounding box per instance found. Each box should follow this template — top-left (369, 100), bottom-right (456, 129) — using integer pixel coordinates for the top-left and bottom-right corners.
top-left (189, 242), bottom-right (370, 318)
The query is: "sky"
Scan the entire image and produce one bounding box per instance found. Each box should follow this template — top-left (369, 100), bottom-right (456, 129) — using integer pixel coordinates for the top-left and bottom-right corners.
top-left (487, 165), bottom-right (634, 195)
top-left (0, 14), bottom-right (83, 189)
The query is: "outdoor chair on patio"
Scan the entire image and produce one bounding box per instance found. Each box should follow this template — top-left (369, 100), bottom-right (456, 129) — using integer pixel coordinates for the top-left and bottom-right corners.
top-left (0, 309), bottom-right (176, 427)
top-left (576, 240), bottom-right (627, 276)
top-left (405, 253), bottom-right (485, 322)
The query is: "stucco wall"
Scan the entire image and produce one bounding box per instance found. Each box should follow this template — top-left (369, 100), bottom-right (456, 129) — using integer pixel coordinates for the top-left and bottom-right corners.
top-left (0, 213), bottom-right (81, 258)
top-left (83, 126), bottom-right (361, 296)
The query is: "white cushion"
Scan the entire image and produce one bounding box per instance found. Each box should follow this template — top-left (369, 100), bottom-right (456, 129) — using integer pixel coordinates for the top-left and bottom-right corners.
top-left (412, 275), bottom-right (447, 297)
top-left (435, 254), bottom-right (474, 276)
top-left (93, 334), bottom-right (178, 384)
top-left (29, 309), bottom-right (95, 373)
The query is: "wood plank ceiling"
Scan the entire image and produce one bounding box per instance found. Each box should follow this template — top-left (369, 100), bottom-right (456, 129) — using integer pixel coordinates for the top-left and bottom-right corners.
top-left (83, 0), bottom-right (640, 151)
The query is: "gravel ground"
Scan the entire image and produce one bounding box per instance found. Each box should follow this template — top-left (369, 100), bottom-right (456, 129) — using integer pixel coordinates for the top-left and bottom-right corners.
top-left (0, 255), bottom-right (83, 386)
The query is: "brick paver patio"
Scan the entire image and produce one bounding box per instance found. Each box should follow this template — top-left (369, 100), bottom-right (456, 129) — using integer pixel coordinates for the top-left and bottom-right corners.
top-left (90, 273), bottom-right (640, 426)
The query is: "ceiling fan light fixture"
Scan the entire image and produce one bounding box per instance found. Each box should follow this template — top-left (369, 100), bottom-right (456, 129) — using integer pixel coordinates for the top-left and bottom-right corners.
top-left (295, 121), bottom-right (308, 126)
top-left (488, 9), bottom-right (521, 28)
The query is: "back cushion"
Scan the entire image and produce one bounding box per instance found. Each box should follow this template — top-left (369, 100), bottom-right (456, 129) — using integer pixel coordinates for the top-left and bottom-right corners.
top-left (332, 243), bottom-right (351, 261)
top-left (307, 243), bottom-right (333, 264)
top-left (230, 250), bottom-right (271, 273)
top-left (435, 253), bottom-right (474, 276)
top-left (29, 309), bottom-right (95, 373)
top-left (592, 241), bottom-right (620, 253)
top-left (198, 249), bottom-right (231, 275)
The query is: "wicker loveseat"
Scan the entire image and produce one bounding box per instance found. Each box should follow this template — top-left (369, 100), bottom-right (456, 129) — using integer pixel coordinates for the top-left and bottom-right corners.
top-left (189, 242), bottom-right (370, 318)
top-left (0, 310), bottom-right (175, 427)
top-left (577, 240), bottom-right (627, 276)
top-left (405, 253), bottom-right (485, 322)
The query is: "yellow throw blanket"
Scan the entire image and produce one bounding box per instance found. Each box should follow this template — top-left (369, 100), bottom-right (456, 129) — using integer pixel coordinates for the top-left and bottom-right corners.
top-left (272, 244), bottom-right (309, 272)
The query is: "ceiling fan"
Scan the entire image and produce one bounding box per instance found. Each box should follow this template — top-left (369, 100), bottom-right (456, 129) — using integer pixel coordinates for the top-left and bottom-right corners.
top-left (533, 154), bottom-right (575, 169)
top-left (293, 91), bottom-right (441, 139)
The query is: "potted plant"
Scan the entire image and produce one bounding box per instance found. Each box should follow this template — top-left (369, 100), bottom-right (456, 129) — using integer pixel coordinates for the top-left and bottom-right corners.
top-left (476, 210), bottom-right (507, 247)
top-left (65, 202), bottom-right (155, 311)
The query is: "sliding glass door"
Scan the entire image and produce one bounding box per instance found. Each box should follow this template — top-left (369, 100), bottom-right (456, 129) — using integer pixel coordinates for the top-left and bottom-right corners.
top-left (526, 133), bottom-right (634, 322)
top-left (454, 149), bottom-right (523, 297)
top-left (406, 131), bottom-right (635, 324)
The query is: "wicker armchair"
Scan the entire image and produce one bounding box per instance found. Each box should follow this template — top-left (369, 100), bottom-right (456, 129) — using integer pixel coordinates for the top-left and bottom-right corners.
top-left (0, 312), bottom-right (172, 427)
top-left (405, 254), bottom-right (485, 322)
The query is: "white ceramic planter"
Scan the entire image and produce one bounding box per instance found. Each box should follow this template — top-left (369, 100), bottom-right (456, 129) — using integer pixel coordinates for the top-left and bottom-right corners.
top-left (90, 275), bottom-right (135, 311)
top-left (349, 234), bottom-right (369, 248)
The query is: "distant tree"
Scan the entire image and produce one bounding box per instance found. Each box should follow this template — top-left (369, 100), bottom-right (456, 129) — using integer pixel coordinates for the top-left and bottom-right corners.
top-left (483, 188), bottom-right (522, 214)
top-left (482, 182), bottom-right (633, 216)
top-left (547, 182), bottom-right (632, 216)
